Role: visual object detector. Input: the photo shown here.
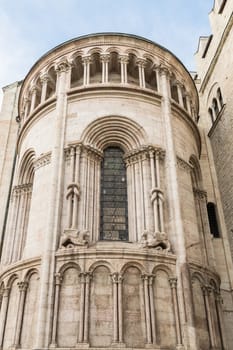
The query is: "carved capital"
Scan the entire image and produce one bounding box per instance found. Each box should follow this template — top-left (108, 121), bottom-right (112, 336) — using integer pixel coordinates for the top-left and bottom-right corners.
top-left (30, 84), bottom-right (38, 94)
top-left (136, 58), bottom-right (147, 68)
top-left (111, 272), bottom-right (119, 284)
top-left (169, 278), bottom-right (177, 289)
top-left (201, 285), bottom-right (209, 296)
top-left (193, 188), bottom-right (207, 201)
top-left (40, 72), bottom-right (50, 84)
top-left (141, 274), bottom-right (149, 283)
top-left (55, 59), bottom-right (72, 74)
top-left (17, 281), bottom-right (28, 292)
top-left (119, 55), bottom-right (129, 64)
top-left (100, 54), bottom-right (110, 63)
top-left (82, 55), bottom-right (92, 65)
top-left (148, 275), bottom-right (155, 286)
top-left (3, 287), bottom-right (10, 297)
top-left (158, 64), bottom-right (171, 77)
top-left (54, 273), bottom-right (62, 286)
top-left (34, 152), bottom-right (51, 170)
top-left (79, 272), bottom-right (86, 284)
top-left (85, 272), bottom-right (92, 283)
top-left (13, 183), bottom-right (33, 196)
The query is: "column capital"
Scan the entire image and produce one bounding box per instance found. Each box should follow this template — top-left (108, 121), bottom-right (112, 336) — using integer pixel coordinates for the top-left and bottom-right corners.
top-left (201, 285), bottom-right (209, 296)
top-left (193, 187), bottom-right (207, 201)
top-left (169, 277), bottom-right (177, 289)
top-left (54, 273), bottom-right (62, 286)
top-left (158, 64), bottom-right (171, 77)
top-left (23, 96), bottom-right (30, 104)
top-left (30, 84), bottom-right (38, 94)
top-left (85, 272), bottom-right (92, 283)
top-left (100, 53), bottom-right (110, 63)
top-left (75, 143), bottom-right (82, 155)
top-left (40, 72), bottom-right (50, 84)
top-left (79, 272), bottom-right (86, 284)
top-left (141, 274), bottom-right (149, 282)
top-left (111, 272), bottom-right (119, 284)
top-left (119, 55), bottom-right (129, 64)
top-left (175, 80), bottom-right (184, 89)
top-left (55, 59), bottom-right (72, 74)
top-left (82, 55), bottom-right (92, 65)
top-left (3, 287), bottom-right (10, 297)
top-left (70, 146), bottom-right (76, 157)
top-left (17, 281), bottom-right (28, 292)
top-left (148, 274), bottom-right (155, 286)
top-left (136, 58), bottom-right (147, 68)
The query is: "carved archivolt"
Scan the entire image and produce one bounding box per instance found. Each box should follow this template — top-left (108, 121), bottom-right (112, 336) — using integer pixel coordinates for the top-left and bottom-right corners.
top-left (34, 152), bottom-right (51, 170)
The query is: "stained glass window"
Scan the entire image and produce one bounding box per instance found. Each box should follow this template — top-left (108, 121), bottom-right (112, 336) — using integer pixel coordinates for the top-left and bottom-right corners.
top-left (100, 147), bottom-right (128, 241)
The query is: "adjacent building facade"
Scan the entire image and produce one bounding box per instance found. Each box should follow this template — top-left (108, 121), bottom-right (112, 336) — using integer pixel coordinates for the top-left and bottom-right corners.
top-left (0, 3), bottom-right (233, 348)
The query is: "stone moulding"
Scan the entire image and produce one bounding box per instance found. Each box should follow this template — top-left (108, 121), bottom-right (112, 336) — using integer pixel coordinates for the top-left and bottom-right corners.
top-left (176, 156), bottom-right (193, 173)
top-left (34, 152), bottom-right (52, 170)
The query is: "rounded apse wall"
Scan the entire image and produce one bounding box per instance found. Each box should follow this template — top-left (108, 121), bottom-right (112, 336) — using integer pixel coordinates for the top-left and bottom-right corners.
top-left (0, 34), bottom-right (222, 350)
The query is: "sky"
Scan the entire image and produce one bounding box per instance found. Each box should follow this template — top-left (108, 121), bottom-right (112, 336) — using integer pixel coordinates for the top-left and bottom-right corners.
top-left (0, 0), bottom-right (213, 105)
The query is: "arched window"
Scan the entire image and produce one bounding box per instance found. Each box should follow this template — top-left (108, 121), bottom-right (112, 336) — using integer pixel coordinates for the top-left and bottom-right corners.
top-left (213, 98), bottom-right (219, 116)
top-left (217, 87), bottom-right (224, 108)
top-left (207, 202), bottom-right (220, 238)
top-left (100, 146), bottom-right (128, 241)
top-left (208, 107), bottom-right (215, 124)
top-left (170, 84), bottom-right (179, 103)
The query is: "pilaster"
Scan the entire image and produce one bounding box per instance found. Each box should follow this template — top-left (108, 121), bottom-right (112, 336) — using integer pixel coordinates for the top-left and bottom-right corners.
top-left (35, 60), bottom-right (71, 348)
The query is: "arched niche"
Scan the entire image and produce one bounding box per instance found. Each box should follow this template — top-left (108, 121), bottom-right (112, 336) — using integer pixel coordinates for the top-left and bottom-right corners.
top-left (3, 277), bottom-right (20, 349)
top-left (89, 265), bottom-right (113, 347)
top-left (122, 266), bottom-right (145, 347)
top-left (57, 265), bottom-right (81, 347)
top-left (192, 276), bottom-right (210, 349)
top-left (152, 268), bottom-right (176, 348)
top-left (20, 272), bottom-right (39, 348)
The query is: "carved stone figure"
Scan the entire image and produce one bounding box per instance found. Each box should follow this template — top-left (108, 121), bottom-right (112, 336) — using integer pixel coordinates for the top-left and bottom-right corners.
top-left (60, 229), bottom-right (89, 248)
top-left (141, 230), bottom-right (171, 252)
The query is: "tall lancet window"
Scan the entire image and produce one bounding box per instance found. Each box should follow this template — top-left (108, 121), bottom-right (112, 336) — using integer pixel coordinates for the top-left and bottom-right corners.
top-left (100, 147), bottom-right (128, 241)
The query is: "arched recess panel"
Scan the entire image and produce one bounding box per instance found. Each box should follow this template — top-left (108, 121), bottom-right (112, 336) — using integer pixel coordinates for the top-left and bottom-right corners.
top-left (209, 283), bottom-right (222, 349)
top-left (89, 266), bottom-right (113, 347)
top-left (57, 267), bottom-right (81, 347)
top-left (192, 278), bottom-right (210, 349)
top-left (122, 266), bottom-right (145, 348)
top-left (153, 270), bottom-right (176, 348)
top-left (3, 278), bottom-right (20, 348)
top-left (20, 273), bottom-right (39, 348)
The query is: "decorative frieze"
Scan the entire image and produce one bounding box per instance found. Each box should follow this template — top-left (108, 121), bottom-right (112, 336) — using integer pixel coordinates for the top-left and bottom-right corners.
top-left (176, 156), bottom-right (192, 173)
top-left (13, 183), bottom-right (33, 196)
top-left (34, 152), bottom-right (51, 170)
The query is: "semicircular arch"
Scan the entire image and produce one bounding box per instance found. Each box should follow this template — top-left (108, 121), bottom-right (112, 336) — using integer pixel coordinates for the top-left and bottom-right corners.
top-left (81, 115), bottom-right (147, 152)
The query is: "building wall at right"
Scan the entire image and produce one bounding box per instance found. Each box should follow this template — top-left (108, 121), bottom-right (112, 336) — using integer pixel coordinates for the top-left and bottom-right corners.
top-left (196, 1), bottom-right (233, 346)
top-left (196, 0), bottom-right (233, 254)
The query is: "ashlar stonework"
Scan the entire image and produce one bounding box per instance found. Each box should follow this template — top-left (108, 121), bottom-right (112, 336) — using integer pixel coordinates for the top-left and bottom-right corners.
top-left (0, 18), bottom-right (233, 350)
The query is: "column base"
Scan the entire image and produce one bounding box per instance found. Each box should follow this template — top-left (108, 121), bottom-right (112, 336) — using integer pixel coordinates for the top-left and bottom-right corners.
top-left (49, 343), bottom-right (57, 348)
top-left (146, 343), bottom-right (164, 349)
top-left (75, 342), bottom-right (90, 348)
top-left (176, 345), bottom-right (185, 350)
top-left (111, 342), bottom-right (126, 348)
